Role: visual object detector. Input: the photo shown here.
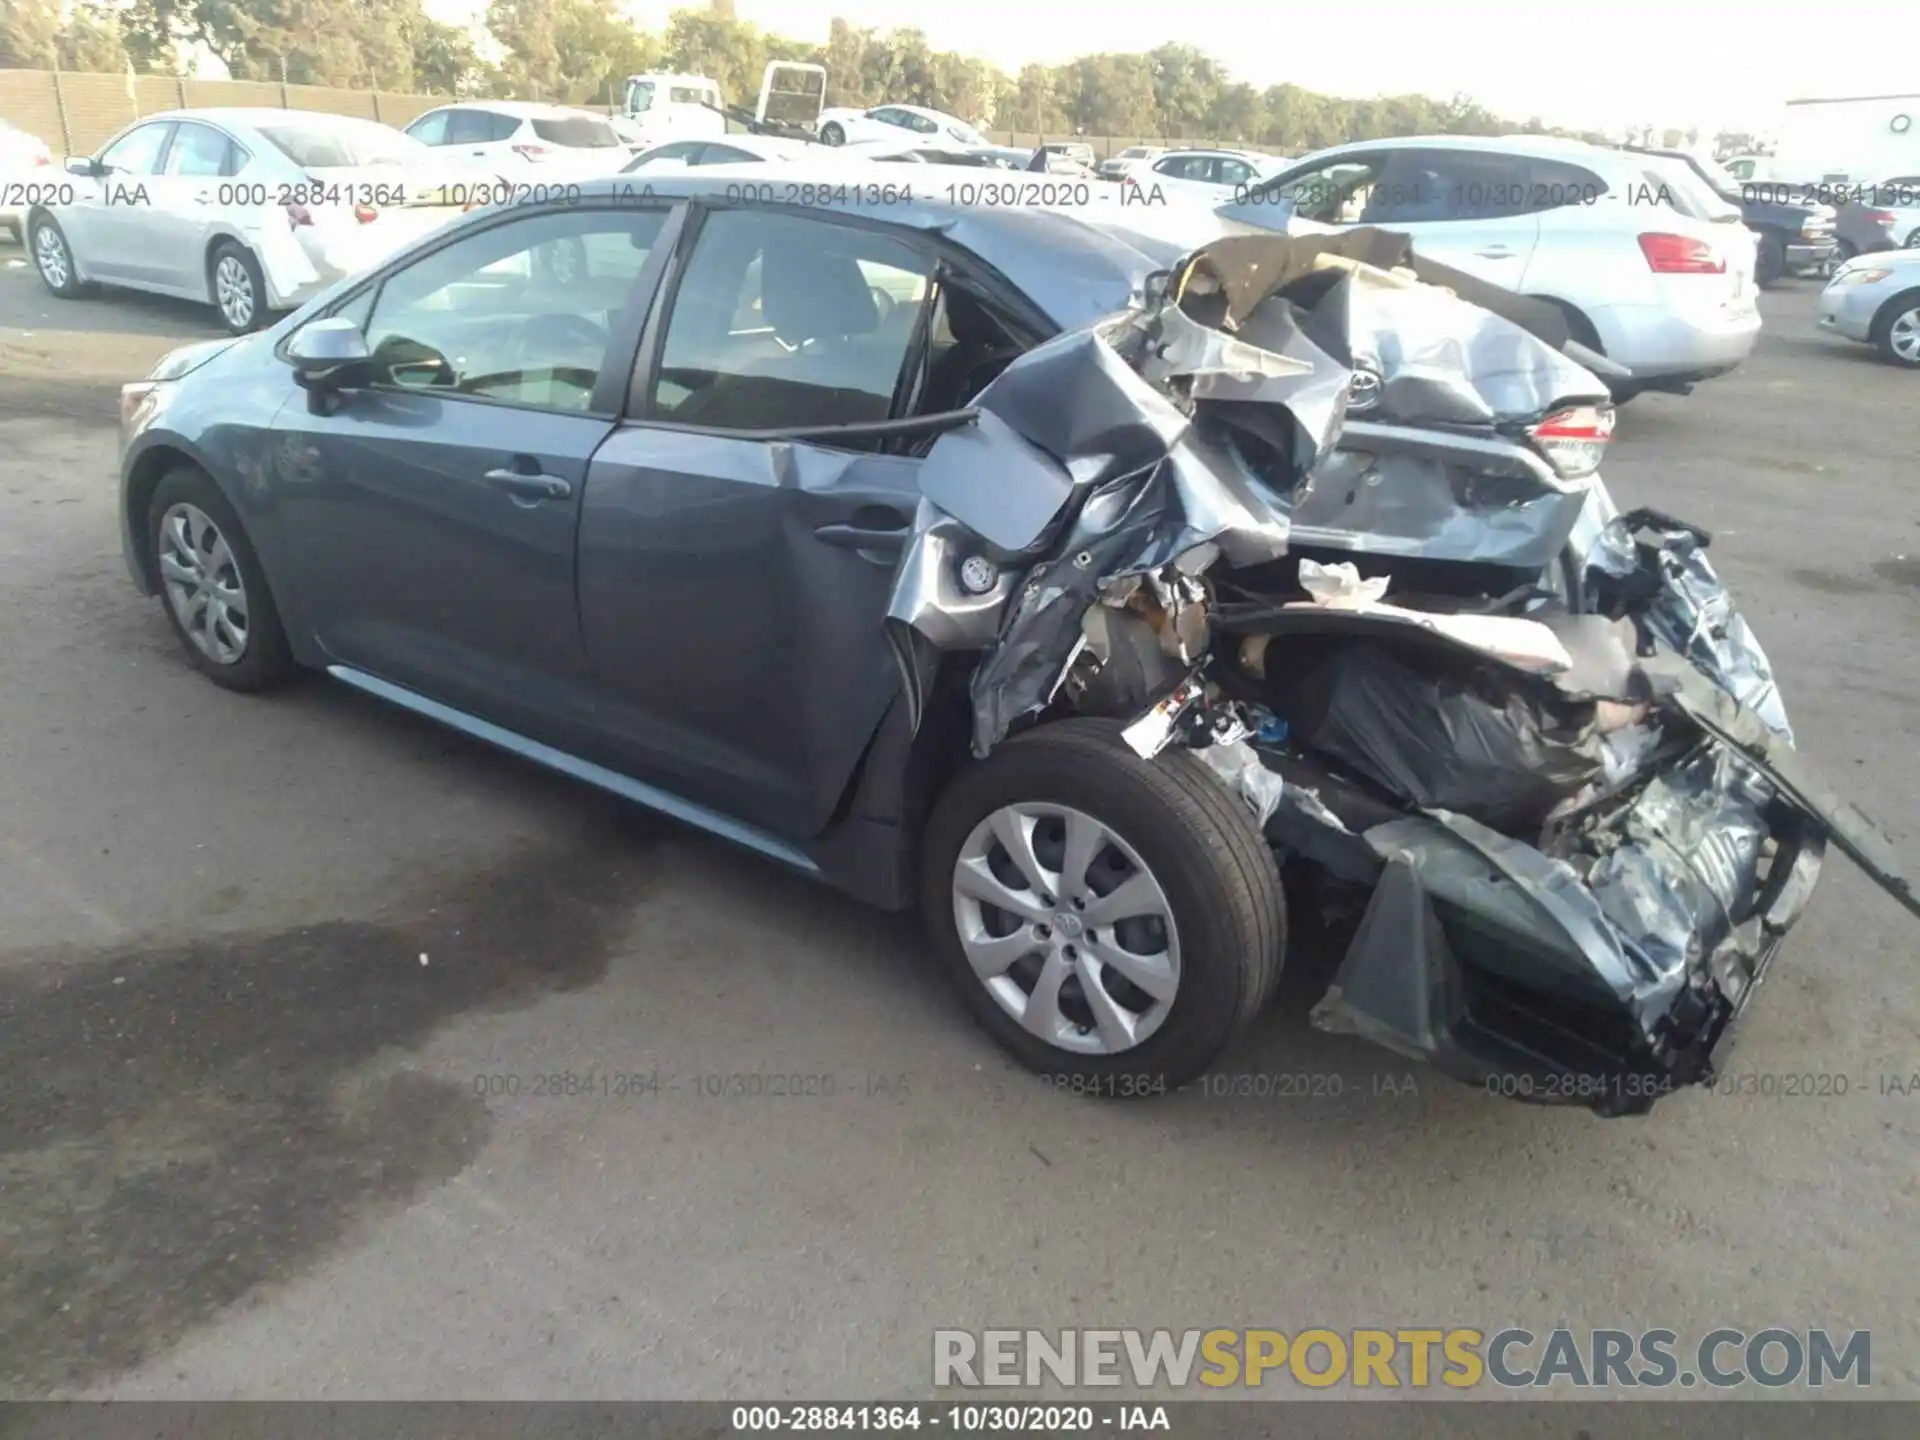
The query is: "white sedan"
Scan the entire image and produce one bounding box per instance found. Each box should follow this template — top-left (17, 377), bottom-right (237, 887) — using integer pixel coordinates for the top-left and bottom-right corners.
top-left (1124, 148), bottom-right (1291, 204)
top-left (815, 103), bottom-right (987, 150)
top-left (28, 108), bottom-right (464, 334)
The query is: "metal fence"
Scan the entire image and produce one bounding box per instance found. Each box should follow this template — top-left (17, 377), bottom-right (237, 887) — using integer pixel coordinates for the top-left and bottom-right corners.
top-left (1, 68), bottom-right (1252, 161)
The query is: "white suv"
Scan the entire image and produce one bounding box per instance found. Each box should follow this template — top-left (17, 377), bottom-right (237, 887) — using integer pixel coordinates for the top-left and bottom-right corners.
top-left (402, 102), bottom-right (627, 177)
top-left (1127, 148), bottom-right (1283, 204)
top-left (1217, 134), bottom-right (1762, 401)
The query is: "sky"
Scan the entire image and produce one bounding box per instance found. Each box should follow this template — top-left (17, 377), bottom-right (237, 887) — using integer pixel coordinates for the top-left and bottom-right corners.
top-left (425, 0), bottom-right (1920, 138)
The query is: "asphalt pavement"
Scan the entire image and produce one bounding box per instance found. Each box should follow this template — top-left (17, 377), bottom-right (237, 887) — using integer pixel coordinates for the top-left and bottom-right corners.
top-left (1, 244), bottom-right (1917, 1401)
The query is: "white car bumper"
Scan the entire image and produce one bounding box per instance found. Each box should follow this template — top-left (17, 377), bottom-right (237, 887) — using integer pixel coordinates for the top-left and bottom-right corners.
top-left (1817, 276), bottom-right (1888, 343)
top-left (1590, 297), bottom-right (1762, 382)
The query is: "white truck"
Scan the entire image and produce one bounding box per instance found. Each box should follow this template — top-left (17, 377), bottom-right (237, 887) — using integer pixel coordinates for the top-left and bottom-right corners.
top-left (619, 63), bottom-right (828, 147)
top-left (1749, 94), bottom-right (1920, 185)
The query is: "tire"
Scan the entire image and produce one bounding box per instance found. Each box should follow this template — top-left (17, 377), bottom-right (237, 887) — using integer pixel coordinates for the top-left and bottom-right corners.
top-left (29, 214), bottom-right (96, 298)
top-left (1868, 288), bottom-right (1920, 368)
top-left (1905, 228), bottom-right (1920, 250)
top-left (147, 466), bottom-right (297, 692)
top-left (920, 717), bottom-right (1286, 1091)
top-left (1832, 239), bottom-right (1858, 271)
top-left (1755, 232), bottom-right (1786, 288)
top-left (207, 239), bottom-right (269, 335)
top-left (820, 122), bottom-right (845, 146)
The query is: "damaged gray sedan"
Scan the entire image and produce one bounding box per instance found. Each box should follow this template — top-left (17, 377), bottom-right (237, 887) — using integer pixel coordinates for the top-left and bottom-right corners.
top-left (118, 172), bottom-right (1918, 1114)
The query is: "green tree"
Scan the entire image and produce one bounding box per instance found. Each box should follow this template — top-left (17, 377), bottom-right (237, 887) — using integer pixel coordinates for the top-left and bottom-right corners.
top-left (0, 0), bottom-right (59, 68)
top-left (553, 0), bottom-right (652, 106)
top-left (58, 3), bottom-right (131, 70)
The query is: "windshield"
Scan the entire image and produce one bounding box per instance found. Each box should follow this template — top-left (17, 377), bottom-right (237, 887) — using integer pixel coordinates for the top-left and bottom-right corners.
top-left (531, 115), bottom-right (621, 149)
top-left (945, 121), bottom-right (987, 147)
top-left (627, 81), bottom-right (655, 114)
top-left (257, 120), bottom-right (427, 168)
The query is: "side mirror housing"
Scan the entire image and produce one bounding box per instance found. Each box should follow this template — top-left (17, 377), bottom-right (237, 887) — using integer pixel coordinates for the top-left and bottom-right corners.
top-left (285, 317), bottom-right (372, 392)
top-left (65, 155), bottom-right (103, 178)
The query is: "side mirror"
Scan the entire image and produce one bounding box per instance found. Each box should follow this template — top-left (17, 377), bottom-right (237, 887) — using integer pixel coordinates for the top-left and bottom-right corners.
top-left (286, 317), bottom-right (372, 391)
top-left (65, 155), bottom-right (103, 178)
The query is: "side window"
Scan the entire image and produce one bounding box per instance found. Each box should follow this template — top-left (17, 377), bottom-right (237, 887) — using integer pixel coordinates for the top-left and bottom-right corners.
top-left (489, 112), bottom-right (523, 142)
top-left (1217, 158), bottom-right (1255, 187)
top-left (1268, 157), bottom-right (1384, 224)
top-left (650, 208), bottom-right (933, 432)
top-left (361, 207), bottom-right (668, 412)
top-left (99, 122), bottom-right (173, 176)
top-left (1154, 156), bottom-right (1193, 180)
top-left (637, 140), bottom-right (703, 166)
top-left (1364, 150), bottom-right (1552, 224)
top-left (1524, 159), bottom-right (1609, 213)
top-left (908, 112), bottom-right (938, 134)
top-left (443, 110), bottom-right (493, 145)
top-left (872, 107), bottom-right (906, 128)
top-left (693, 145), bottom-right (758, 165)
top-left (406, 111), bottom-right (450, 146)
top-left (163, 122), bottom-right (237, 178)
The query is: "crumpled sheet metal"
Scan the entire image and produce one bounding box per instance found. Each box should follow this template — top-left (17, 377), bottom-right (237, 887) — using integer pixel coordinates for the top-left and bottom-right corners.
top-left (1581, 511), bottom-right (1793, 744)
top-left (886, 310), bottom-right (1309, 757)
top-left (1271, 430), bottom-right (1593, 570)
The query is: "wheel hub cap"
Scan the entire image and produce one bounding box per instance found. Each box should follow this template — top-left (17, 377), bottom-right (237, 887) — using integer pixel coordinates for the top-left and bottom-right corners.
top-left (158, 502), bottom-right (250, 665)
top-left (951, 802), bottom-right (1181, 1055)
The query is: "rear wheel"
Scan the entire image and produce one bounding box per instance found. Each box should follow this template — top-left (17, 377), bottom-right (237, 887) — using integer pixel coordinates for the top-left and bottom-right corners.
top-left (820, 122), bottom-right (845, 146)
top-left (208, 240), bottom-right (269, 335)
top-left (1905, 228), bottom-right (1920, 250)
top-left (1869, 289), bottom-right (1920, 367)
top-left (1755, 232), bottom-right (1786, 288)
top-left (920, 718), bottom-right (1285, 1090)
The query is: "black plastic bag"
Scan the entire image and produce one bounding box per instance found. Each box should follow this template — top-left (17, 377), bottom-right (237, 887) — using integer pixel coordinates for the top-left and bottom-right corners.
top-left (1283, 642), bottom-right (1605, 833)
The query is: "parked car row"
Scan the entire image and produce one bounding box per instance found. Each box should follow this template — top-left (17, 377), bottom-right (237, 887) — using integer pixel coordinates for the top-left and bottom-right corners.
top-left (10, 105), bottom-right (1917, 383)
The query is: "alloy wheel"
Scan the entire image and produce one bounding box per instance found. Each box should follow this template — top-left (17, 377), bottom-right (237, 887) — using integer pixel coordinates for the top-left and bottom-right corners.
top-left (1888, 306), bottom-right (1920, 364)
top-left (214, 253), bottom-right (255, 330)
top-left (158, 502), bottom-right (250, 665)
top-left (950, 802), bottom-right (1181, 1055)
top-left (34, 224), bottom-right (70, 289)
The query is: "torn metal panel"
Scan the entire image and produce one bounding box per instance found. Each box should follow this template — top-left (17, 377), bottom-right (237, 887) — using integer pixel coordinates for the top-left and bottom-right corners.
top-left (1579, 506), bottom-right (1793, 743)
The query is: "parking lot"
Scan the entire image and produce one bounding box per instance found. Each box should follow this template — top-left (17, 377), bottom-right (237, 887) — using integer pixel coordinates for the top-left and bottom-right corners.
top-left (1, 243), bottom-right (1917, 1401)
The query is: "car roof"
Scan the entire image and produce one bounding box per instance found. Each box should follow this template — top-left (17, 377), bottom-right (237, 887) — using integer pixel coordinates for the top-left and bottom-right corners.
top-left (1290, 132), bottom-right (1615, 163)
top-left (424, 100), bottom-right (589, 118)
top-left (132, 107), bottom-right (395, 130)
top-left (454, 167), bottom-right (1170, 330)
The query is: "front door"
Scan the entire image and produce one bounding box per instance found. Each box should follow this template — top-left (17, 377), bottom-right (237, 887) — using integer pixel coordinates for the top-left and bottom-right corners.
top-left (66, 120), bottom-right (175, 286)
top-left (577, 205), bottom-right (937, 838)
top-left (269, 202), bottom-right (675, 745)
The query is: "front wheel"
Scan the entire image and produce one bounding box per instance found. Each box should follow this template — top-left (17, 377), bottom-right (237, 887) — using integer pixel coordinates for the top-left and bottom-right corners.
top-left (819, 122), bottom-right (845, 146)
top-left (148, 466), bottom-right (298, 692)
top-left (1870, 289), bottom-right (1920, 367)
top-left (30, 215), bottom-right (95, 297)
top-left (920, 718), bottom-right (1285, 1090)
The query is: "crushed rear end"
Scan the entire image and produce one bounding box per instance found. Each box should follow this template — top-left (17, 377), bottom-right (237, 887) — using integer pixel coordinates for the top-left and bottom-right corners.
top-left (886, 229), bottom-right (1917, 1113)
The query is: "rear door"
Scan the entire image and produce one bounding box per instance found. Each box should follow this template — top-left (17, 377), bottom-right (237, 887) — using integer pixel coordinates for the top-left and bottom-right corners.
top-left (1358, 146), bottom-right (1542, 287)
top-left (269, 200), bottom-right (678, 746)
top-left (149, 119), bottom-right (245, 293)
top-left (577, 204), bottom-right (938, 837)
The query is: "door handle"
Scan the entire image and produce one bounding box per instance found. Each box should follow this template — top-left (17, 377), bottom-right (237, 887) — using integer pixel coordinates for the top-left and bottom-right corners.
top-left (1476, 246), bottom-right (1515, 258)
top-left (194, 190), bottom-right (213, 205)
top-left (814, 508), bottom-right (912, 553)
top-left (483, 468), bottom-right (573, 502)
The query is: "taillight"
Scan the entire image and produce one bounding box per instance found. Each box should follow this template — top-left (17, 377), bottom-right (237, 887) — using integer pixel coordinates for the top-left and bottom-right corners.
top-left (33, 151), bottom-right (50, 166)
top-left (285, 202), bottom-right (313, 229)
top-left (510, 143), bottom-right (551, 162)
top-left (1865, 209), bottom-right (1897, 225)
top-left (1527, 404), bottom-right (1615, 479)
top-left (1638, 232), bottom-right (1725, 274)
top-left (353, 203), bottom-right (377, 224)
